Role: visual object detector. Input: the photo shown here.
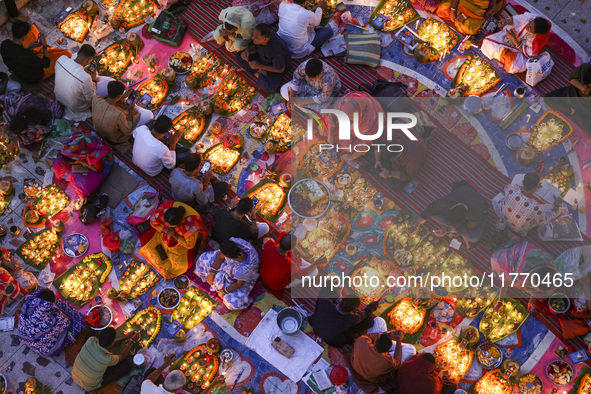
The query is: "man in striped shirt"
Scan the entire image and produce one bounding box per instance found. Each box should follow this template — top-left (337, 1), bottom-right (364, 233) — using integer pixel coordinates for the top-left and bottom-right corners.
top-left (72, 327), bottom-right (138, 391)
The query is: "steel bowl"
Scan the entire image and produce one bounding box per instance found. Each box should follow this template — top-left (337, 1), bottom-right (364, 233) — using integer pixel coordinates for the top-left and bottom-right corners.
top-left (158, 288), bottom-right (181, 310)
top-left (87, 305), bottom-right (113, 331)
top-left (505, 134), bottom-right (523, 151)
top-left (548, 294), bottom-right (570, 314)
top-left (276, 307), bottom-right (303, 335)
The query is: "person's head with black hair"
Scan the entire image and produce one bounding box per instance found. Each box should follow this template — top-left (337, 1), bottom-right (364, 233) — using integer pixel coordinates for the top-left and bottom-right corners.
top-left (235, 197), bottom-right (254, 217)
top-left (98, 327), bottom-right (117, 348)
top-left (523, 172), bottom-right (541, 194)
top-left (420, 352), bottom-right (436, 364)
top-left (375, 333), bottom-right (393, 353)
top-left (527, 17), bottom-right (551, 35)
top-left (9, 107), bottom-right (45, 134)
top-left (278, 234), bottom-right (292, 253)
top-left (338, 297), bottom-right (361, 313)
top-left (37, 288), bottom-right (56, 303)
top-left (220, 241), bottom-right (247, 262)
top-left (164, 205), bottom-right (186, 227)
top-left (444, 204), bottom-right (468, 228)
top-left (253, 24), bottom-right (272, 46)
top-left (293, 0), bottom-right (306, 4)
top-left (183, 153), bottom-right (202, 175)
top-left (107, 80), bottom-right (126, 101)
top-left (11, 21), bottom-right (31, 41)
top-left (305, 59), bottom-right (324, 81)
top-left (151, 115), bottom-right (173, 138)
top-left (75, 44), bottom-right (97, 67)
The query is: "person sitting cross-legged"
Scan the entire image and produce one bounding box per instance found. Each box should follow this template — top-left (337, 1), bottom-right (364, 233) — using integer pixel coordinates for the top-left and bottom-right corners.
top-left (71, 327), bottom-right (139, 391)
top-left (409, 181), bottom-right (488, 246)
top-left (280, 58), bottom-right (341, 104)
top-left (54, 44), bottom-right (114, 121)
top-left (139, 200), bottom-right (207, 279)
top-left (212, 197), bottom-right (269, 244)
top-left (170, 153), bottom-right (229, 212)
top-left (1, 21), bottom-right (71, 83)
top-left (481, 13), bottom-right (551, 74)
top-left (213, 6), bottom-right (256, 53)
top-left (309, 297), bottom-right (380, 348)
top-left (132, 115), bottom-right (190, 176)
top-left (194, 238), bottom-right (260, 311)
top-left (234, 24), bottom-right (291, 93)
top-left (141, 353), bottom-right (186, 394)
top-left (277, 0), bottom-right (334, 58)
top-left (92, 80), bottom-right (153, 151)
top-left (350, 330), bottom-right (416, 393)
top-left (18, 288), bottom-right (86, 357)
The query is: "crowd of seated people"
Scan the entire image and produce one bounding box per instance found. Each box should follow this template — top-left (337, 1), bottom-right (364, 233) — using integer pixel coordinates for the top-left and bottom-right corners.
top-left (1, 4), bottom-right (589, 393)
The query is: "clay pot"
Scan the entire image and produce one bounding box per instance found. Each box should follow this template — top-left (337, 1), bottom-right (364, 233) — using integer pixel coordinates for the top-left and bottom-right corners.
top-left (199, 99), bottom-right (213, 115)
top-left (126, 32), bottom-right (142, 47)
top-left (185, 75), bottom-right (198, 89)
top-left (82, 1), bottom-right (99, 16)
top-left (210, 121), bottom-right (222, 135)
top-left (162, 67), bottom-right (176, 83)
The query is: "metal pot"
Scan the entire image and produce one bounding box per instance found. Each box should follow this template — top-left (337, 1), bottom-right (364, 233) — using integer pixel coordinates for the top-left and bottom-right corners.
top-left (276, 307), bottom-right (303, 335)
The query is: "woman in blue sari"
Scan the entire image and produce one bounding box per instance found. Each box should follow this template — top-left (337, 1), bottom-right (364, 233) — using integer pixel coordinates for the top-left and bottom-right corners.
top-left (18, 288), bottom-right (86, 357)
top-left (194, 238), bottom-right (260, 310)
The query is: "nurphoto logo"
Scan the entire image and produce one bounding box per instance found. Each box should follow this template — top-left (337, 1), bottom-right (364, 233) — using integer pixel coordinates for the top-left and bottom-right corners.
top-left (306, 109), bottom-right (419, 153)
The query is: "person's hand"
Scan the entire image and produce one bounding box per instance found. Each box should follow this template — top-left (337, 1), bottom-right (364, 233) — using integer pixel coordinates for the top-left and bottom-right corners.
top-left (318, 0), bottom-right (328, 8)
top-left (552, 197), bottom-right (562, 211)
top-left (217, 289), bottom-right (225, 299)
top-left (39, 33), bottom-right (47, 47)
top-left (389, 329), bottom-right (404, 342)
top-left (449, 10), bottom-right (457, 23)
top-left (202, 171), bottom-right (214, 183)
top-left (162, 227), bottom-right (175, 237)
top-left (163, 353), bottom-right (177, 365)
top-left (581, 85), bottom-right (591, 95)
top-left (170, 128), bottom-right (182, 147)
top-left (379, 168), bottom-right (390, 179)
top-left (248, 61), bottom-right (260, 70)
top-left (212, 374), bottom-right (226, 386)
top-left (374, 160), bottom-right (382, 169)
top-left (433, 229), bottom-right (447, 237)
top-left (240, 51), bottom-right (249, 62)
top-left (206, 272), bottom-right (215, 285)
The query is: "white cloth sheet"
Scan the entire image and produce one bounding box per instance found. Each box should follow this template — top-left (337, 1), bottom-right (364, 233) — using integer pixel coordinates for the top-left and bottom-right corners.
top-left (245, 309), bottom-right (324, 382)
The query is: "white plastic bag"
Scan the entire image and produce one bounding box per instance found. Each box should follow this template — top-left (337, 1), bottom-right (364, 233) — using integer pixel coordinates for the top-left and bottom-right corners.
top-left (525, 51), bottom-right (554, 86)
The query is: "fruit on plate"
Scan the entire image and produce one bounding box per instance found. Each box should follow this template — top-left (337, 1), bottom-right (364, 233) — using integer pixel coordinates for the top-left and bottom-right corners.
top-left (169, 51), bottom-right (193, 74)
top-left (547, 360), bottom-right (573, 386)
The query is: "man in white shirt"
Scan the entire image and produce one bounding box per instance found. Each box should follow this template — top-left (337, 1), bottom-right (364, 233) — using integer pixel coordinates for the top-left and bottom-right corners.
top-left (54, 45), bottom-right (114, 121)
top-left (277, 0), bottom-right (333, 59)
top-left (132, 115), bottom-right (183, 177)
